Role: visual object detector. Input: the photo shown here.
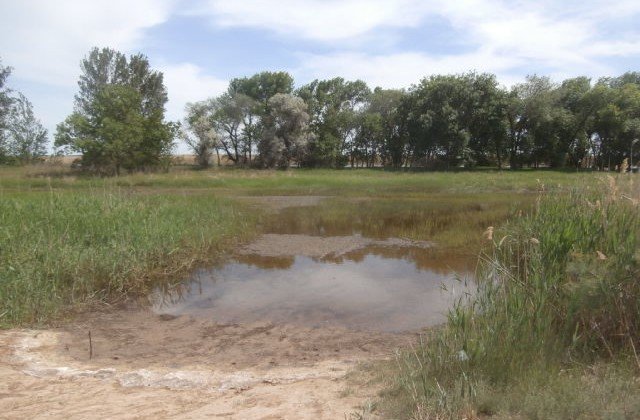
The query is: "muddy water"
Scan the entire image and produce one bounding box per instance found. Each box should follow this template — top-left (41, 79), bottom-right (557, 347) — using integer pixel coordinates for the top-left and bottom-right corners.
top-left (153, 197), bottom-right (480, 332)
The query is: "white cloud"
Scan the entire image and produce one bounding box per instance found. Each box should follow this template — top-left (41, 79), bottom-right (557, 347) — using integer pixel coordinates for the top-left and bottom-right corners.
top-left (293, 50), bottom-right (523, 89)
top-left (0, 0), bottom-right (177, 150)
top-left (196, 0), bottom-right (638, 86)
top-left (198, 0), bottom-right (432, 42)
top-left (0, 0), bottom-right (175, 87)
top-left (160, 62), bottom-right (228, 122)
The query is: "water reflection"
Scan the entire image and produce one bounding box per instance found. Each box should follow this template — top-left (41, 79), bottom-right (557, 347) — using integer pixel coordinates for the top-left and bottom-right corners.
top-left (152, 250), bottom-right (473, 332)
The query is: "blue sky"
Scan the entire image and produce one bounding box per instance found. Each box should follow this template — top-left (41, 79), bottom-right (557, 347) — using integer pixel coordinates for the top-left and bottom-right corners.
top-left (1, 0), bottom-right (639, 152)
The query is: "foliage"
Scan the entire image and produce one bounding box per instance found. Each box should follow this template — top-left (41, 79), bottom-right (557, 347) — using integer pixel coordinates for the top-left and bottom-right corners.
top-left (182, 69), bottom-right (640, 170)
top-left (211, 92), bottom-right (261, 165)
top-left (0, 59), bottom-right (11, 161)
top-left (385, 175), bottom-right (640, 418)
top-left (3, 93), bottom-right (48, 164)
top-left (297, 77), bottom-right (370, 167)
top-left (182, 101), bottom-right (218, 168)
top-left (260, 93), bottom-right (312, 168)
top-left (0, 58), bottom-right (48, 165)
top-left (54, 47), bottom-right (175, 174)
top-left (229, 71), bottom-right (294, 109)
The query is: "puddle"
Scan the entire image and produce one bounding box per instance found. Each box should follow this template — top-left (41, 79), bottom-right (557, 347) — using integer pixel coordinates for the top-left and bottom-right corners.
top-left (152, 239), bottom-right (472, 332)
top-left (150, 196), bottom-right (509, 333)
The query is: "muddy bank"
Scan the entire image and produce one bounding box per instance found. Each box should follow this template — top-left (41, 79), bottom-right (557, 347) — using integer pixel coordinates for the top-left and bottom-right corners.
top-left (238, 233), bottom-right (432, 259)
top-left (0, 305), bottom-right (410, 419)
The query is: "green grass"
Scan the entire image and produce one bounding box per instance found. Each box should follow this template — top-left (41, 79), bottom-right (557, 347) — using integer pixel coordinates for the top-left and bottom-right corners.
top-left (0, 165), bottom-right (583, 196)
top-left (382, 175), bottom-right (640, 419)
top-left (0, 189), bottom-right (255, 327)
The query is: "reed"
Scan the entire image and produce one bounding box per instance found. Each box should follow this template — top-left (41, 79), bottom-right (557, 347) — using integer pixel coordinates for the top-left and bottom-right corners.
top-left (0, 188), bottom-right (255, 326)
top-left (385, 175), bottom-right (640, 418)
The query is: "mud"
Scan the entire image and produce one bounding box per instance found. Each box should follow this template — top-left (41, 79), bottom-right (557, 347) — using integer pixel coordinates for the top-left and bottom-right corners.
top-left (237, 233), bottom-right (432, 259)
top-left (1, 306), bottom-right (409, 419)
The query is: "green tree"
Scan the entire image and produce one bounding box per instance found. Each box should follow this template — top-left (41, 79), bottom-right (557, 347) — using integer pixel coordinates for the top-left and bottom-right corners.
top-left (0, 59), bottom-right (12, 162)
top-left (297, 78), bottom-right (370, 167)
top-left (211, 92), bottom-right (260, 165)
top-left (55, 47), bottom-right (174, 174)
top-left (506, 76), bottom-right (556, 168)
top-left (352, 88), bottom-right (405, 167)
top-left (5, 93), bottom-right (48, 164)
top-left (229, 71), bottom-right (294, 110)
top-left (406, 74), bottom-right (480, 168)
top-left (466, 74), bottom-right (509, 168)
top-left (182, 101), bottom-right (218, 168)
top-left (260, 93), bottom-right (311, 168)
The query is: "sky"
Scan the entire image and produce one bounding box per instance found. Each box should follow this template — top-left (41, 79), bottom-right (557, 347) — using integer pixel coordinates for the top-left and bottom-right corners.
top-left (1, 0), bottom-right (639, 152)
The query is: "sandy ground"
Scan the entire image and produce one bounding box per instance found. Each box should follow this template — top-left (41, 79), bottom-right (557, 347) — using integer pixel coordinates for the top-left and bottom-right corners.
top-left (0, 306), bottom-right (412, 419)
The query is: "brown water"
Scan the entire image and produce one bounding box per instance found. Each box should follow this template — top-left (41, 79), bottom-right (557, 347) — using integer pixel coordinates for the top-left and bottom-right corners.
top-left (152, 196), bottom-right (487, 332)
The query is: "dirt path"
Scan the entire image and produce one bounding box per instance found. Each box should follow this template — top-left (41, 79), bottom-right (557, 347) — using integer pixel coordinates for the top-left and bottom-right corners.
top-left (0, 306), bottom-right (412, 419)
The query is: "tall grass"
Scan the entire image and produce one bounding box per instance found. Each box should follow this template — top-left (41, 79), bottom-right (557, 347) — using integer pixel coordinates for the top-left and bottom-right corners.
top-left (0, 189), bottom-right (255, 327)
top-left (385, 175), bottom-right (640, 419)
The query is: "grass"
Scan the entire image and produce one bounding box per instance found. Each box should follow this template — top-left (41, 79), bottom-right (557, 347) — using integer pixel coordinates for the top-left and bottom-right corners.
top-left (263, 194), bottom-right (533, 251)
top-left (381, 175), bottom-right (640, 419)
top-left (0, 188), bottom-right (255, 327)
top-left (0, 164), bottom-right (583, 196)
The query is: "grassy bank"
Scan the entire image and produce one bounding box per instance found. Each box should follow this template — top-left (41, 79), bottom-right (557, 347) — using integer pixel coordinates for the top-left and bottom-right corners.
top-left (0, 165), bottom-right (590, 330)
top-left (0, 189), bottom-right (255, 327)
top-left (383, 175), bottom-right (640, 419)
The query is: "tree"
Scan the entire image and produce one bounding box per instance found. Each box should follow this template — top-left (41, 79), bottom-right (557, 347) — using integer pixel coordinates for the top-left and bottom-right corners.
top-left (211, 92), bottom-right (260, 165)
top-left (229, 71), bottom-right (294, 110)
top-left (352, 88), bottom-right (405, 167)
top-left (260, 93), bottom-right (311, 168)
top-left (506, 76), bottom-right (556, 169)
top-left (466, 74), bottom-right (509, 168)
top-left (0, 58), bottom-right (48, 165)
top-left (5, 93), bottom-right (48, 164)
top-left (405, 74), bottom-right (480, 168)
top-left (0, 59), bottom-right (12, 162)
top-left (297, 78), bottom-right (370, 167)
top-left (182, 102), bottom-right (218, 168)
top-left (55, 47), bottom-right (174, 174)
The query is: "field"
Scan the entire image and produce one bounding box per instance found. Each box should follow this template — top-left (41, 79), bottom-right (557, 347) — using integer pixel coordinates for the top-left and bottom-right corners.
top-left (0, 164), bottom-right (638, 418)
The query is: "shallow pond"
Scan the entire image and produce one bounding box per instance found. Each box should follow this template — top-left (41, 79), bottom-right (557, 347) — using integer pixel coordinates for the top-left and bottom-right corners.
top-left (151, 196), bottom-right (517, 332)
top-left (152, 245), bottom-right (472, 332)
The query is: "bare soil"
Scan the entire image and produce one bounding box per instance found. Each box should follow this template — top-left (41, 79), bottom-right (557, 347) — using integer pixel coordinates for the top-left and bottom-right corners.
top-left (0, 300), bottom-right (413, 419)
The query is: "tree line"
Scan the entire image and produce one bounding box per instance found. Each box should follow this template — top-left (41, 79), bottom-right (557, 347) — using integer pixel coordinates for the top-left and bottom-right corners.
top-left (188, 71), bottom-right (640, 171)
top-left (2, 47), bottom-right (639, 173)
